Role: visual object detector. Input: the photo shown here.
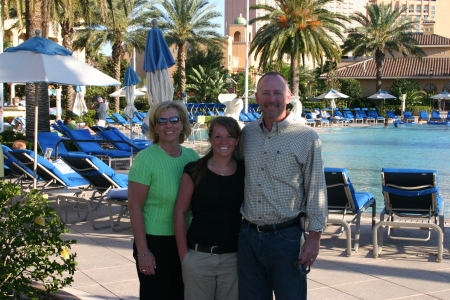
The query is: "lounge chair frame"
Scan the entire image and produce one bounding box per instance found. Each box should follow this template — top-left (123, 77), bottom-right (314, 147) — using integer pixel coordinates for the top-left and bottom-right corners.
top-left (324, 168), bottom-right (376, 256)
top-left (373, 169), bottom-right (445, 262)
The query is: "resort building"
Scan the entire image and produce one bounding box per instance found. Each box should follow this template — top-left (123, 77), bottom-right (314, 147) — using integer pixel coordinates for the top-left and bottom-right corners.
top-left (321, 33), bottom-right (450, 97)
top-left (374, 0), bottom-right (450, 39)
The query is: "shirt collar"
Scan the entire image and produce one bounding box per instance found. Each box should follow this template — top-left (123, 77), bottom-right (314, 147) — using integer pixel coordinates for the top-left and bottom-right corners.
top-left (258, 112), bottom-right (295, 133)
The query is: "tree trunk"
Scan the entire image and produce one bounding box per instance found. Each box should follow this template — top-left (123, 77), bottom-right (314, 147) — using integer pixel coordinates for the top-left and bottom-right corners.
top-left (112, 41), bottom-right (123, 113)
top-left (290, 52), bottom-right (300, 96)
top-left (61, 20), bottom-right (75, 114)
top-left (375, 49), bottom-right (385, 92)
top-left (25, 0), bottom-right (50, 142)
top-left (178, 41), bottom-right (187, 97)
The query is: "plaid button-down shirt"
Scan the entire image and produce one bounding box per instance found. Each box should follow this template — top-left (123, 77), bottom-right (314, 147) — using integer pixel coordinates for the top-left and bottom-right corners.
top-left (241, 113), bottom-right (327, 232)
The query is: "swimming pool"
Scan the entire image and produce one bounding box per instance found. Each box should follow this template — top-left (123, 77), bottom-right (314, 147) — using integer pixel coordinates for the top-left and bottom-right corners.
top-left (318, 125), bottom-right (450, 216)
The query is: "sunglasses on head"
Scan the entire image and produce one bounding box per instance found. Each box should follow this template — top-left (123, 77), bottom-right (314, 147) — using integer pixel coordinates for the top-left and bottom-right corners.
top-left (156, 116), bottom-right (180, 125)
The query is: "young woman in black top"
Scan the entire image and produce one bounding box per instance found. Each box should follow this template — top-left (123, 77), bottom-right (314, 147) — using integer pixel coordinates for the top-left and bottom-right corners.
top-left (174, 117), bottom-right (244, 300)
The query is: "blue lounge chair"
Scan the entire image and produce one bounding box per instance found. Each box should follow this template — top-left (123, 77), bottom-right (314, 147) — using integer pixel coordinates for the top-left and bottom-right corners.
top-left (239, 113), bottom-right (251, 122)
top-left (386, 111), bottom-right (401, 120)
top-left (373, 168), bottom-right (444, 262)
top-left (106, 127), bottom-right (151, 149)
top-left (419, 111), bottom-right (430, 122)
top-left (38, 132), bottom-right (81, 158)
top-left (243, 111), bottom-right (257, 122)
top-left (97, 130), bottom-right (147, 153)
top-left (431, 110), bottom-right (442, 122)
top-left (59, 153), bottom-right (129, 229)
top-left (403, 111), bottom-right (415, 122)
top-left (333, 111), bottom-right (352, 123)
top-left (2, 145), bottom-right (36, 186)
top-left (10, 149), bottom-right (89, 190)
top-left (446, 111), bottom-right (450, 122)
top-left (324, 168), bottom-right (376, 256)
top-left (65, 129), bottom-right (132, 167)
top-left (106, 115), bottom-right (120, 126)
top-left (355, 110), bottom-right (374, 123)
top-left (111, 113), bottom-right (131, 128)
top-left (343, 110), bottom-right (363, 123)
top-left (368, 110), bottom-right (385, 123)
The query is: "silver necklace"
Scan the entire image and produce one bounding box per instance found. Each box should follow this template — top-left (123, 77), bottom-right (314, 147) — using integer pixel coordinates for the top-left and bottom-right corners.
top-left (211, 159), bottom-right (230, 176)
top-left (158, 144), bottom-right (181, 156)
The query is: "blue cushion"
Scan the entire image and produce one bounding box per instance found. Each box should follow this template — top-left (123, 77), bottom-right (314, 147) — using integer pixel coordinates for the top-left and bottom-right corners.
top-left (107, 188), bottom-right (128, 200)
top-left (325, 167), bottom-right (374, 211)
top-left (13, 149), bottom-right (88, 187)
top-left (68, 153), bottom-right (128, 188)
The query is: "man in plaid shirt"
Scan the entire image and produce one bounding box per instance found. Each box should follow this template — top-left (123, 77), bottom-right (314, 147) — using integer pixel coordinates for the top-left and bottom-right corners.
top-left (239, 72), bottom-right (327, 300)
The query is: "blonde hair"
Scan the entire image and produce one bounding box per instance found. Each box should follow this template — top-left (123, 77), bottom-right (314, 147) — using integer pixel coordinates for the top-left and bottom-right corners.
top-left (12, 140), bottom-right (27, 150)
top-left (148, 101), bottom-right (192, 144)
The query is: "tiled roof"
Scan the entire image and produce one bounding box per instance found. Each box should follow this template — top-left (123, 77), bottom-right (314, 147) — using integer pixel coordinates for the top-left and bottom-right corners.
top-left (412, 33), bottom-right (450, 45)
top-left (321, 57), bottom-right (450, 79)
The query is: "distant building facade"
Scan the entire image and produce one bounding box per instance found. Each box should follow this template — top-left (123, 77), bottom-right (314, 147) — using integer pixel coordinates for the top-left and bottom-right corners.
top-left (321, 33), bottom-right (450, 97)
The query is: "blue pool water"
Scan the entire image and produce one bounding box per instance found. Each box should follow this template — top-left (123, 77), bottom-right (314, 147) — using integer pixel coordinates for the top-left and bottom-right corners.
top-left (318, 125), bottom-right (450, 216)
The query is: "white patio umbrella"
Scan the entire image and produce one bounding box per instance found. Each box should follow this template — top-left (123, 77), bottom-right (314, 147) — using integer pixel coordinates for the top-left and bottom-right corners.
top-left (143, 19), bottom-right (176, 125)
top-left (72, 86), bottom-right (88, 117)
top-left (431, 91), bottom-right (450, 111)
top-left (0, 30), bottom-right (120, 188)
top-left (368, 91), bottom-right (397, 104)
top-left (109, 87), bottom-right (145, 97)
top-left (316, 89), bottom-right (349, 116)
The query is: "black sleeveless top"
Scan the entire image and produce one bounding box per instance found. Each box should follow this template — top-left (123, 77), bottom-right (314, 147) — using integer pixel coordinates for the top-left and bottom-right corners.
top-left (184, 160), bottom-right (245, 248)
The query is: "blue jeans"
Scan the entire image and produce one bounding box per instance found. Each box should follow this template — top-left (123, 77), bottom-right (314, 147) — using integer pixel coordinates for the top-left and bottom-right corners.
top-left (238, 223), bottom-right (307, 300)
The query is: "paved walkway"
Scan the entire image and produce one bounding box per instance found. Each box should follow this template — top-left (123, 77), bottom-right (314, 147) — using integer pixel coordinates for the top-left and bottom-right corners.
top-left (51, 198), bottom-right (450, 300)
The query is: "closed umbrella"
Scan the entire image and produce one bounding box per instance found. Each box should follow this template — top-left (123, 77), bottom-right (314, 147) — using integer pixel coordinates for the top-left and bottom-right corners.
top-left (0, 30), bottom-right (120, 188)
top-left (123, 66), bottom-right (141, 157)
top-left (431, 91), bottom-right (450, 111)
top-left (143, 19), bottom-right (176, 125)
top-left (72, 86), bottom-right (87, 117)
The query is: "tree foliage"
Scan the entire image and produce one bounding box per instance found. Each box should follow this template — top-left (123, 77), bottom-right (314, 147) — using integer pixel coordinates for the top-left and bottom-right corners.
top-left (342, 3), bottom-right (426, 92)
top-left (186, 65), bottom-right (228, 102)
top-left (249, 0), bottom-right (347, 95)
top-left (339, 78), bottom-right (362, 99)
top-left (160, 0), bottom-right (223, 95)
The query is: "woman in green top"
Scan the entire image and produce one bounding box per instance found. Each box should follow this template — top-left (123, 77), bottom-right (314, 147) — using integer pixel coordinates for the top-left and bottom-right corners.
top-left (128, 101), bottom-right (199, 299)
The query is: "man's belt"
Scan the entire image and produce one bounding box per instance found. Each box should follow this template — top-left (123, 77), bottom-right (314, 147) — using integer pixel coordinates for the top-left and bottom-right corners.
top-left (243, 215), bottom-right (302, 232)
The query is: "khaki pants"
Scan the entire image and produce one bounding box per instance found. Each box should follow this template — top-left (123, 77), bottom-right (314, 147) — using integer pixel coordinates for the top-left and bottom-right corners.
top-left (182, 249), bottom-right (238, 300)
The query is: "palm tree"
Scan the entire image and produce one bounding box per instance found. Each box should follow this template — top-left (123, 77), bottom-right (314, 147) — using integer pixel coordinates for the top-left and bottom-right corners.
top-left (342, 3), bottom-right (426, 92)
top-left (249, 0), bottom-right (347, 96)
top-left (186, 65), bottom-right (228, 102)
top-left (160, 0), bottom-right (222, 96)
top-left (74, 0), bottom-right (158, 112)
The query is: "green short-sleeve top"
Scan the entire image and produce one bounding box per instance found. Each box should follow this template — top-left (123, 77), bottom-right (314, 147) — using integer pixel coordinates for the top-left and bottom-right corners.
top-left (128, 144), bottom-right (199, 235)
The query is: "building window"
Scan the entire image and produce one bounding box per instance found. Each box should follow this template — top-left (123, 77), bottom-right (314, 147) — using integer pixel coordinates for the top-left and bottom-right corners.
top-left (431, 11), bottom-right (435, 15)
top-left (416, 5), bottom-right (421, 9)
top-left (432, 16), bottom-right (435, 19)
top-left (424, 16), bottom-right (428, 19)
top-left (234, 31), bottom-right (241, 42)
top-left (416, 10), bottom-right (421, 14)
top-left (431, 6), bottom-right (435, 10)
top-left (424, 5), bottom-right (428, 10)
top-left (416, 25), bottom-right (420, 29)
top-left (408, 5), bottom-right (413, 9)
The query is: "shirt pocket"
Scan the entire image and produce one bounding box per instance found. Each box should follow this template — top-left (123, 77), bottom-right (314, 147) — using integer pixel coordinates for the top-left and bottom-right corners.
top-left (268, 152), bottom-right (296, 181)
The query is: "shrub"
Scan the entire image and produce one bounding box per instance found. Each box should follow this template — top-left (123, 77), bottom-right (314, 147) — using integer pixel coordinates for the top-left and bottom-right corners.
top-left (0, 182), bottom-right (77, 299)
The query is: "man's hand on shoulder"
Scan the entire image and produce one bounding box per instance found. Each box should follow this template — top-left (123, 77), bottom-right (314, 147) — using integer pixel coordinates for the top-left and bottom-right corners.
top-left (298, 231), bottom-right (321, 266)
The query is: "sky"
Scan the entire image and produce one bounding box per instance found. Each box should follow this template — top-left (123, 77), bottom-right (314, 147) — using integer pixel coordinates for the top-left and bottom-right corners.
top-left (101, 0), bottom-right (225, 56)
